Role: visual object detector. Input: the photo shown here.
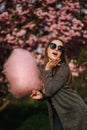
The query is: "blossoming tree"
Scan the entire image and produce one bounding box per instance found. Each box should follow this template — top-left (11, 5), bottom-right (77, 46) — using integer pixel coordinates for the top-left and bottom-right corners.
top-left (0, 0), bottom-right (87, 110)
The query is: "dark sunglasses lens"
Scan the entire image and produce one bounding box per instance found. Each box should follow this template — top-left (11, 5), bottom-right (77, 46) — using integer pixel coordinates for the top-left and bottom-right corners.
top-left (58, 46), bottom-right (64, 51)
top-left (49, 43), bottom-right (56, 49)
top-left (49, 43), bottom-right (65, 52)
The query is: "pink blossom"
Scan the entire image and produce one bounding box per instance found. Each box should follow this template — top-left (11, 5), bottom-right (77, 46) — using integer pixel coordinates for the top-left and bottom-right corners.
top-left (22, 22), bottom-right (36, 30)
top-left (38, 36), bottom-right (50, 43)
top-left (0, 37), bottom-right (3, 42)
top-left (0, 0), bottom-right (4, 3)
top-left (16, 6), bottom-right (22, 14)
top-left (49, 24), bottom-right (58, 31)
top-left (18, 39), bottom-right (24, 45)
top-left (0, 0), bottom-right (87, 67)
top-left (26, 35), bottom-right (37, 46)
top-left (6, 34), bottom-right (15, 41)
top-left (45, 0), bottom-right (56, 4)
top-left (82, 30), bottom-right (87, 38)
top-left (69, 60), bottom-right (79, 77)
top-left (16, 29), bottom-right (26, 37)
top-left (34, 8), bottom-right (48, 19)
top-left (0, 12), bottom-right (9, 21)
top-left (78, 66), bottom-right (85, 73)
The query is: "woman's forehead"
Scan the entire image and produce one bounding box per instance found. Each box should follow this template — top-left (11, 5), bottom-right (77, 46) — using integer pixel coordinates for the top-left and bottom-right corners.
top-left (51, 40), bottom-right (63, 46)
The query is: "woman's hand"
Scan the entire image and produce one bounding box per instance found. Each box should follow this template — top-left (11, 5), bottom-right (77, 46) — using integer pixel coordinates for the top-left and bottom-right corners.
top-left (30, 89), bottom-right (43, 99)
top-left (45, 58), bottom-right (61, 70)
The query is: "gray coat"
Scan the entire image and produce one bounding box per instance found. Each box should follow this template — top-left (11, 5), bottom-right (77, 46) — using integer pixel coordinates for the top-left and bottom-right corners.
top-left (41, 63), bottom-right (87, 130)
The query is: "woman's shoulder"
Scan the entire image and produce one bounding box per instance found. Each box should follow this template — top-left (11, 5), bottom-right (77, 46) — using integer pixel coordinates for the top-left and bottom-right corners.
top-left (59, 62), bottom-right (68, 68)
top-left (58, 62), bottom-right (70, 74)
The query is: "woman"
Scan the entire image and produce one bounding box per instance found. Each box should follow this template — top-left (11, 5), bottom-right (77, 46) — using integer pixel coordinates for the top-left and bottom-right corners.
top-left (31, 39), bottom-right (87, 130)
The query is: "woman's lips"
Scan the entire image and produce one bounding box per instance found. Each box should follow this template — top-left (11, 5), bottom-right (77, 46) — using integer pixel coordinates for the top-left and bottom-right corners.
top-left (52, 52), bottom-right (58, 56)
top-left (52, 52), bottom-right (59, 59)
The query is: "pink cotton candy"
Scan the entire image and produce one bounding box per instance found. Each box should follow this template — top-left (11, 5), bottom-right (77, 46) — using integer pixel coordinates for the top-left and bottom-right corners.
top-left (4, 48), bottom-right (42, 98)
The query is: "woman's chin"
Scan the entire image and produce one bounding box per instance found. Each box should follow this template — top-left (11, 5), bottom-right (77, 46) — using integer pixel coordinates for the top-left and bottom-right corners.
top-left (51, 56), bottom-right (59, 61)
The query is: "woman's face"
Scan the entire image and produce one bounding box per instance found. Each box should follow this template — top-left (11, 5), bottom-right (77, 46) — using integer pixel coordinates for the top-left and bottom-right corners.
top-left (47, 40), bottom-right (64, 61)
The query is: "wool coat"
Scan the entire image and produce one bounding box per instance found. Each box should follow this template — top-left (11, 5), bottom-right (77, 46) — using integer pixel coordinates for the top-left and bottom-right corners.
top-left (40, 62), bottom-right (87, 130)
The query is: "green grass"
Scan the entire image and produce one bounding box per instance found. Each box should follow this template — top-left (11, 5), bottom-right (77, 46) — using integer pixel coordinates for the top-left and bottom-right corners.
top-left (16, 114), bottom-right (50, 130)
top-left (0, 98), bottom-right (50, 130)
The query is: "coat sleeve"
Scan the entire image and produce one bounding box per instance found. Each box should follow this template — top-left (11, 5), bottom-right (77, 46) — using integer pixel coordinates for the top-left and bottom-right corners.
top-left (43, 63), bottom-right (70, 98)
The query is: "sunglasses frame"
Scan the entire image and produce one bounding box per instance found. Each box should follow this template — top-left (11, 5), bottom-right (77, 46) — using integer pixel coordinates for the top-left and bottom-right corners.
top-left (49, 43), bottom-right (65, 52)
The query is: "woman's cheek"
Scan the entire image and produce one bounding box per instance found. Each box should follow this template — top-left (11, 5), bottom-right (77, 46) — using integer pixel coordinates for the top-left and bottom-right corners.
top-left (58, 52), bottom-right (62, 58)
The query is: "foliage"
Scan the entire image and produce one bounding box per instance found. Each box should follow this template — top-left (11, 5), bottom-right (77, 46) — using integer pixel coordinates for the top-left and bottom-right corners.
top-left (16, 114), bottom-right (49, 130)
top-left (75, 71), bottom-right (87, 102)
top-left (0, 98), bottom-right (49, 130)
top-left (77, 46), bottom-right (87, 66)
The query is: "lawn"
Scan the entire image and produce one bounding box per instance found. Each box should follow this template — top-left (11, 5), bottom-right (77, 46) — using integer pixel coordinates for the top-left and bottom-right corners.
top-left (0, 98), bottom-right (50, 130)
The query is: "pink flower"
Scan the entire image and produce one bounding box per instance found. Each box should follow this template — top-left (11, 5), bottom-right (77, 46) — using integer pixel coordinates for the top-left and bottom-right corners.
top-left (6, 34), bottom-right (15, 41)
top-left (69, 60), bottom-right (79, 77)
top-left (16, 29), bottom-right (26, 37)
top-left (46, 0), bottom-right (56, 4)
top-left (22, 22), bottom-right (36, 30)
top-left (0, 12), bottom-right (9, 21)
top-left (26, 35), bottom-right (37, 46)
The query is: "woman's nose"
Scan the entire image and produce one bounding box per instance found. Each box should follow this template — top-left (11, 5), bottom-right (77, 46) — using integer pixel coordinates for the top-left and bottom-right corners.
top-left (55, 47), bottom-right (58, 51)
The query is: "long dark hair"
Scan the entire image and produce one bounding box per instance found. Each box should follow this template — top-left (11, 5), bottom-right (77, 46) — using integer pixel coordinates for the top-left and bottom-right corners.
top-left (44, 39), bottom-right (75, 90)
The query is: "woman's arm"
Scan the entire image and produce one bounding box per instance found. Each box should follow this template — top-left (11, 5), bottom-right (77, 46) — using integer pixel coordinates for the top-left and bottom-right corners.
top-left (43, 63), bottom-right (70, 97)
top-left (30, 63), bottom-right (70, 100)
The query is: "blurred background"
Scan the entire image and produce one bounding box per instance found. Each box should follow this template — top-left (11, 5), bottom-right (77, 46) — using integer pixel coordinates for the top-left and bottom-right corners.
top-left (0, 0), bottom-right (87, 130)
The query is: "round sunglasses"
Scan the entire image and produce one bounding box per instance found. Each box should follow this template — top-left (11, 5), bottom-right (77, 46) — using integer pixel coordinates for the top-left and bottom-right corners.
top-left (49, 43), bottom-right (65, 52)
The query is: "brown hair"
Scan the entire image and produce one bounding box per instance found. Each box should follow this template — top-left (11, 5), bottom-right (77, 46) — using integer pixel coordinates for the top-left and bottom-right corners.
top-left (44, 39), bottom-right (75, 90)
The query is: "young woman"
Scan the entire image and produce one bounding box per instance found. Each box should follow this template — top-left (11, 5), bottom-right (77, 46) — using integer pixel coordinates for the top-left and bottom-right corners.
top-left (31, 39), bottom-right (87, 130)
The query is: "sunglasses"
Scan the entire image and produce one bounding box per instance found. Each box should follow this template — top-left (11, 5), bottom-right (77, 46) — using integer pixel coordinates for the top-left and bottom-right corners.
top-left (49, 43), bottom-right (65, 52)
